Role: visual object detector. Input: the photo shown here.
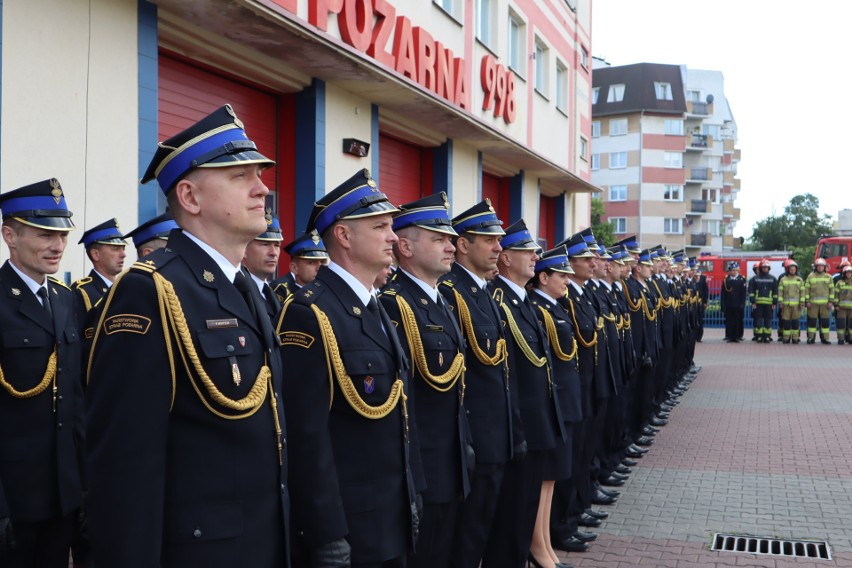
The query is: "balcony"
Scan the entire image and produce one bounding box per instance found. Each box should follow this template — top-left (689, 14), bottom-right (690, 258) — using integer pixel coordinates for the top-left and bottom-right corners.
top-left (688, 133), bottom-right (709, 149)
top-left (723, 202), bottom-right (741, 220)
top-left (690, 233), bottom-right (708, 246)
top-left (687, 101), bottom-right (713, 116)
top-left (686, 167), bottom-right (711, 182)
top-left (687, 199), bottom-right (709, 214)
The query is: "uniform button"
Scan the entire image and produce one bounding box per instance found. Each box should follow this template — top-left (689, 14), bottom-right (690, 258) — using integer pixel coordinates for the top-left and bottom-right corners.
top-left (193, 528), bottom-right (202, 538)
top-left (281, 438), bottom-right (287, 449)
top-left (58, 422), bottom-right (63, 428)
top-left (280, 483), bottom-right (286, 494)
top-left (226, 345), bottom-right (235, 353)
top-left (23, 338), bottom-right (29, 344)
top-left (58, 395), bottom-right (63, 402)
top-left (437, 341), bottom-right (442, 346)
top-left (367, 362), bottom-right (372, 369)
top-left (466, 410), bottom-right (470, 416)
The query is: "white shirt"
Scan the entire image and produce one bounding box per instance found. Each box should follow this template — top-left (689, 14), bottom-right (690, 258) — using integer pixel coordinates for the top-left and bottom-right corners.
top-left (327, 261), bottom-right (373, 307)
top-left (533, 288), bottom-right (557, 305)
top-left (249, 271), bottom-right (268, 296)
top-left (8, 260), bottom-right (50, 305)
top-left (399, 268), bottom-right (440, 304)
top-left (456, 263), bottom-right (488, 290)
top-left (497, 274), bottom-right (527, 301)
top-left (568, 279), bottom-right (585, 296)
top-left (93, 269), bottom-right (114, 288)
top-left (183, 231), bottom-right (241, 283)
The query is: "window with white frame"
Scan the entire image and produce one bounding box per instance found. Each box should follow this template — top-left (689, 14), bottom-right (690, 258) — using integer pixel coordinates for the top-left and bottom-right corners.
top-left (610, 151), bottom-right (627, 169)
top-left (664, 218), bottom-right (683, 234)
top-left (434, 0), bottom-right (461, 20)
top-left (508, 12), bottom-right (525, 74)
top-left (686, 89), bottom-right (701, 102)
top-left (703, 124), bottom-right (720, 139)
top-left (555, 60), bottom-right (567, 112)
top-left (579, 137), bottom-right (588, 160)
top-left (609, 118), bottom-right (627, 136)
top-left (664, 152), bottom-right (682, 168)
top-left (702, 188), bottom-right (719, 203)
top-left (606, 84), bottom-right (625, 102)
top-left (475, 0), bottom-right (493, 46)
top-left (610, 217), bottom-right (626, 234)
top-left (664, 119), bottom-right (683, 135)
top-left (591, 153), bottom-right (600, 171)
top-left (704, 219), bottom-right (721, 236)
top-left (655, 82), bottom-right (673, 100)
top-left (534, 39), bottom-right (548, 95)
top-left (579, 46), bottom-right (589, 69)
top-left (609, 185), bottom-right (627, 201)
top-left (591, 121), bottom-right (600, 138)
top-left (592, 87), bottom-right (600, 105)
top-left (663, 185), bottom-right (682, 201)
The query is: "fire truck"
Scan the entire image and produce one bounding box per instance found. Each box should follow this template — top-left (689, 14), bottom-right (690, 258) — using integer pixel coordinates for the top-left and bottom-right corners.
top-left (814, 234), bottom-right (852, 275)
top-left (696, 252), bottom-right (791, 289)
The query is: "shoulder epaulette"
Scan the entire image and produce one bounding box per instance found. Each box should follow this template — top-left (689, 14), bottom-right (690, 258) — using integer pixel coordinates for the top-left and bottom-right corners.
top-left (130, 248), bottom-right (176, 274)
top-left (73, 276), bottom-right (93, 288)
top-left (380, 280), bottom-right (401, 297)
top-left (292, 281), bottom-right (325, 306)
top-left (48, 276), bottom-right (71, 291)
top-left (439, 273), bottom-right (458, 288)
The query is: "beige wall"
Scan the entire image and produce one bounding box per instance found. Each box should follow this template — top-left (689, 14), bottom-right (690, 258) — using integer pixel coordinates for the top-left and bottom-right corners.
top-left (324, 84), bottom-right (374, 182)
top-left (1, 0), bottom-right (139, 281)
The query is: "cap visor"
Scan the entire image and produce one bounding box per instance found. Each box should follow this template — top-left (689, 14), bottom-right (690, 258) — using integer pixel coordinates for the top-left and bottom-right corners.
top-left (12, 216), bottom-right (75, 231)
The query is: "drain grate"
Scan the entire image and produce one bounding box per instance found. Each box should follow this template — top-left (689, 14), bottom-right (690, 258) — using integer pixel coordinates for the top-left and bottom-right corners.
top-left (711, 533), bottom-right (831, 560)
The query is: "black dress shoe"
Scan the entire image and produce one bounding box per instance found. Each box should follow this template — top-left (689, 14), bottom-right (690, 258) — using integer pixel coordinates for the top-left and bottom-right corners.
top-left (650, 417), bottom-right (668, 426)
top-left (578, 513), bottom-right (602, 527)
top-left (616, 464), bottom-right (632, 475)
top-left (594, 483), bottom-right (620, 496)
top-left (553, 536), bottom-right (590, 553)
top-left (608, 471), bottom-right (629, 481)
top-left (625, 447), bottom-right (645, 458)
top-left (622, 457), bottom-right (638, 467)
top-left (573, 530), bottom-right (598, 542)
top-left (642, 426), bottom-right (658, 436)
top-left (600, 476), bottom-right (624, 487)
top-left (592, 489), bottom-right (617, 505)
top-left (635, 436), bottom-right (654, 446)
top-left (584, 508), bottom-right (609, 519)
top-left (629, 443), bottom-right (649, 453)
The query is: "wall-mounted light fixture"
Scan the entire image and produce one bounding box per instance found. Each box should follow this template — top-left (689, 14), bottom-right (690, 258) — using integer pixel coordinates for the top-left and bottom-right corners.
top-left (342, 138), bottom-right (370, 157)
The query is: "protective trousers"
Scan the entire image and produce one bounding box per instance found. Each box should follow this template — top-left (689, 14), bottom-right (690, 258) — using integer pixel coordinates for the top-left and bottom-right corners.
top-left (806, 303), bottom-right (831, 341)
top-left (780, 304), bottom-right (802, 343)
top-left (835, 307), bottom-right (852, 343)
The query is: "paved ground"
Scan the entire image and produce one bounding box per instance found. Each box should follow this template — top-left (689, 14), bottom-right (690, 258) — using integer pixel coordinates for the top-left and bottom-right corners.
top-left (557, 327), bottom-right (852, 567)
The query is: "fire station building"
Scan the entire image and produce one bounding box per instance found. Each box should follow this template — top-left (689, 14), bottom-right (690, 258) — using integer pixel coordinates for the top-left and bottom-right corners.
top-left (0, 0), bottom-right (597, 279)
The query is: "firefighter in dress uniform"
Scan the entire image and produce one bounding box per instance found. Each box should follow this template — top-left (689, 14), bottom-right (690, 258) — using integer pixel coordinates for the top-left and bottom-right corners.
top-left (271, 231), bottom-right (328, 304)
top-left (720, 262), bottom-right (747, 342)
top-left (277, 169), bottom-right (418, 568)
top-left (71, 218), bottom-right (127, 332)
top-left (86, 105), bottom-right (290, 567)
top-left (438, 200), bottom-right (516, 568)
top-left (378, 193), bottom-right (472, 568)
top-left (124, 211), bottom-right (179, 260)
top-left (0, 179), bottom-right (85, 568)
top-left (243, 212), bottom-right (285, 322)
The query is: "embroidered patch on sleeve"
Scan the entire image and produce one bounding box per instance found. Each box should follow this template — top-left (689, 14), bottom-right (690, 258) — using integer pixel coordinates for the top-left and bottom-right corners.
top-left (279, 331), bottom-right (315, 349)
top-left (103, 314), bottom-right (152, 335)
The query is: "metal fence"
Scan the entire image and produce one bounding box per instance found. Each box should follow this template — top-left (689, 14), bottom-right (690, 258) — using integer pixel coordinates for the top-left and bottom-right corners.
top-left (703, 283), bottom-right (808, 330)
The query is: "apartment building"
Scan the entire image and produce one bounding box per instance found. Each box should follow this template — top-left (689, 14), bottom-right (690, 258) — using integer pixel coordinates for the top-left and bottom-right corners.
top-left (590, 61), bottom-right (741, 252)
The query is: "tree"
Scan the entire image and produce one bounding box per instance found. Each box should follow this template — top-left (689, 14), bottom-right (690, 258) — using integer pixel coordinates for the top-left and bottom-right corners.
top-left (748, 193), bottom-right (832, 250)
top-left (591, 197), bottom-right (615, 247)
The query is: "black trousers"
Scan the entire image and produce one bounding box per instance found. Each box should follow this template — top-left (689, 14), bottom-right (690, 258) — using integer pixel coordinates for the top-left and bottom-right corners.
top-left (725, 307), bottom-right (744, 340)
top-left (449, 462), bottom-right (505, 568)
top-left (481, 451), bottom-right (546, 568)
top-left (2, 512), bottom-right (75, 568)
top-left (408, 500), bottom-right (460, 568)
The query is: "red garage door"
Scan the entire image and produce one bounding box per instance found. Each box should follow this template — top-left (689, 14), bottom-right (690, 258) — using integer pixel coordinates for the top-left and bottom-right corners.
top-left (157, 55), bottom-right (297, 244)
top-left (481, 173), bottom-right (510, 224)
top-left (539, 195), bottom-right (555, 249)
top-left (379, 135), bottom-right (432, 207)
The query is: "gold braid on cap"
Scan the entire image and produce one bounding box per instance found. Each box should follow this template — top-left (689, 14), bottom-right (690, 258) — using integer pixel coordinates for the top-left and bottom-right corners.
top-left (537, 306), bottom-right (577, 362)
top-left (396, 295), bottom-right (465, 393)
top-left (453, 289), bottom-right (507, 366)
top-left (0, 350), bottom-right (57, 399)
top-left (310, 304), bottom-right (406, 420)
top-left (153, 272), bottom-right (271, 419)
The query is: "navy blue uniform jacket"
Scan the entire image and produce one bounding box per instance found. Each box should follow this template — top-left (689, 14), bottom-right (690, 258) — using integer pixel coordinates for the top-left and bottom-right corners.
top-left (86, 230), bottom-right (289, 568)
top-left (277, 266), bottom-right (415, 564)
top-left (0, 261), bottom-right (84, 523)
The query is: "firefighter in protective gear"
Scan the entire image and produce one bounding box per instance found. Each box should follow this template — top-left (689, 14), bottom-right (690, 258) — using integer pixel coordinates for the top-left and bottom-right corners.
top-left (834, 265), bottom-right (852, 344)
top-left (748, 259), bottom-right (777, 343)
top-left (777, 259), bottom-right (804, 343)
top-left (804, 257), bottom-right (834, 344)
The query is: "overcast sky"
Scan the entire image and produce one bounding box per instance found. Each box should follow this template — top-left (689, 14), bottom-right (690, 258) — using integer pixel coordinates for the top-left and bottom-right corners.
top-left (590, 1), bottom-right (848, 239)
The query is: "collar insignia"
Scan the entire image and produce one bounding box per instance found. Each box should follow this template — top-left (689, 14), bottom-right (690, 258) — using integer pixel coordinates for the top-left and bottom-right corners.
top-left (353, 306), bottom-right (362, 316)
top-left (203, 270), bottom-right (215, 283)
top-left (11, 288), bottom-right (20, 296)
